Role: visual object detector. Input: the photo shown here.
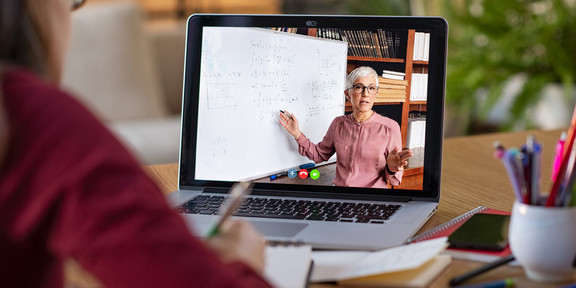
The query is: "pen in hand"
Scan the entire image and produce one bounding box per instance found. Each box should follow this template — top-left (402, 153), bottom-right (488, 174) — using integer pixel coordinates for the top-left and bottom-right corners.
top-left (279, 110), bottom-right (293, 120)
top-left (205, 181), bottom-right (253, 238)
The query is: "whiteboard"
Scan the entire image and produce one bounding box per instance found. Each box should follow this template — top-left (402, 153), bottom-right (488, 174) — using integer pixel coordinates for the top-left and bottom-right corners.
top-left (195, 27), bottom-right (348, 181)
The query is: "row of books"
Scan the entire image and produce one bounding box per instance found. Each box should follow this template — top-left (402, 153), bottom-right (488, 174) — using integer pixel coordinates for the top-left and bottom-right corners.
top-left (266, 27), bottom-right (298, 33)
top-left (407, 117), bottom-right (426, 149)
top-left (413, 32), bottom-right (430, 61)
top-left (375, 76), bottom-right (408, 103)
top-left (316, 28), bottom-right (401, 59)
top-left (410, 67), bottom-right (428, 101)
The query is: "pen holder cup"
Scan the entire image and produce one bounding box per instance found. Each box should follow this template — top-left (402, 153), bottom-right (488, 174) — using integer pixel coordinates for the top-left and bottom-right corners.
top-left (509, 202), bottom-right (576, 283)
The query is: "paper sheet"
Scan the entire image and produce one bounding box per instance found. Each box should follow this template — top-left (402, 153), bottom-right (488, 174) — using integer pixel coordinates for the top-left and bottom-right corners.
top-left (265, 245), bottom-right (313, 288)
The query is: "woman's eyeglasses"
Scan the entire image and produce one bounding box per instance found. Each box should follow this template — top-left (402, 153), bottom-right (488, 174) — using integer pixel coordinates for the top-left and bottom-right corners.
top-left (72, 0), bottom-right (86, 10)
top-left (348, 84), bottom-right (379, 95)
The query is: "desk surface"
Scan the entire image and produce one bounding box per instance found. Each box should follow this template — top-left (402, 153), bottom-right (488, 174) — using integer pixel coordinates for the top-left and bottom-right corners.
top-left (67, 129), bottom-right (569, 288)
top-left (142, 129), bottom-right (572, 288)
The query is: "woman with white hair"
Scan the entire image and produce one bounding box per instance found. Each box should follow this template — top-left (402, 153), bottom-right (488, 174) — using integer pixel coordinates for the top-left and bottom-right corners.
top-left (280, 66), bottom-right (412, 188)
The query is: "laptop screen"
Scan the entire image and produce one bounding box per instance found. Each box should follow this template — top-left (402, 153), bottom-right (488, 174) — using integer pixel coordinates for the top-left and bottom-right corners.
top-left (180, 15), bottom-right (447, 201)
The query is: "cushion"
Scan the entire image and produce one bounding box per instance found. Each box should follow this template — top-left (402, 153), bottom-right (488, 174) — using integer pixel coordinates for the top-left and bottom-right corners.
top-left (108, 115), bottom-right (181, 165)
top-left (61, 2), bottom-right (169, 122)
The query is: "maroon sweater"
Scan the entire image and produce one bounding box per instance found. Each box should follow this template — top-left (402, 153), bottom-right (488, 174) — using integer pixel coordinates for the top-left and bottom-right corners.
top-left (0, 69), bottom-right (272, 288)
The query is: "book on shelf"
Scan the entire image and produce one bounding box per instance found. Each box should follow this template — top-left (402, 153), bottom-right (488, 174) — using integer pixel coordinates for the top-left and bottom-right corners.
top-left (409, 66), bottom-right (428, 101)
top-left (406, 117), bottom-right (426, 149)
top-left (382, 69), bottom-right (406, 81)
top-left (407, 206), bottom-right (512, 263)
top-left (380, 77), bottom-right (409, 86)
top-left (311, 237), bottom-right (450, 288)
top-left (413, 32), bottom-right (430, 61)
top-left (267, 27), bottom-right (298, 34)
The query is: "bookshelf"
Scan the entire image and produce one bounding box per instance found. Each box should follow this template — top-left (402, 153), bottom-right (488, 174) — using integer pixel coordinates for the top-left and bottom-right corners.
top-left (342, 29), bottom-right (427, 190)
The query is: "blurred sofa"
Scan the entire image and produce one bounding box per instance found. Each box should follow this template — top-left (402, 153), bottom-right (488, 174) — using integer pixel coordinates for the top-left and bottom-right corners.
top-left (61, 2), bottom-right (186, 164)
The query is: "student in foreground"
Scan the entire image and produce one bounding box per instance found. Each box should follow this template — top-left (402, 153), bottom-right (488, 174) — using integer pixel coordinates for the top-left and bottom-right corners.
top-left (0, 0), bottom-right (272, 287)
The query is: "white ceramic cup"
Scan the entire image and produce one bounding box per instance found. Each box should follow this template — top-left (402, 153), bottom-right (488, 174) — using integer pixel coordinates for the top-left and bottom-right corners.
top-left (509, 202), bottom-right (576, 282)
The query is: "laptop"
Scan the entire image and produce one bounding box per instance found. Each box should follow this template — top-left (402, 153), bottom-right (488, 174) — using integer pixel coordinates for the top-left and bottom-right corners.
top-left (169, 14), bottom-right (448, 250)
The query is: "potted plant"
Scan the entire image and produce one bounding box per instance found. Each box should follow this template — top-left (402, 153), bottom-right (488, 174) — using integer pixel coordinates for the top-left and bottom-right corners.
top-left (442, 0), bottom-right (576, 133)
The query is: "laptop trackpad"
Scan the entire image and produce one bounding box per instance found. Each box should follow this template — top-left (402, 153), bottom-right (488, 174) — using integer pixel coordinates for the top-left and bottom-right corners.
top-left (251, 221), bottom-right (308, 238)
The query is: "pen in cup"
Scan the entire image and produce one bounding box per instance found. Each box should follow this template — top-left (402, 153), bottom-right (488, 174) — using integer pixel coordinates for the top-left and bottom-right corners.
top-left (552, 131), bottom-right (566, 182)
top-left (205, 181), bottom-right (253, 238)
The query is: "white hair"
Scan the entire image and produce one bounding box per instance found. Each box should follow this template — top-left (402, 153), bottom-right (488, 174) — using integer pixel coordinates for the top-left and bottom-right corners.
top-left (346, 66), bottom-right (379, 89)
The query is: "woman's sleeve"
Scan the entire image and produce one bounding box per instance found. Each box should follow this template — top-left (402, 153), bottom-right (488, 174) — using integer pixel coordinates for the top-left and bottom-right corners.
top-left (295, 121), bottom-right (337, 163)
top-left (383, 123), bottom-right (404, 186)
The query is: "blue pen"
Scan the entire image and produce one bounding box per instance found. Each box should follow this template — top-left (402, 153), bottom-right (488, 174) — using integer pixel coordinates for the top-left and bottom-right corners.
top-left (501, 150), bottom-right (523, 203)
top-left (270, 172), bottom-right (288, 180)
top-left (453, 278), bottom-right (514, 288)
top-left (523, 135), bottom-right (542, 205)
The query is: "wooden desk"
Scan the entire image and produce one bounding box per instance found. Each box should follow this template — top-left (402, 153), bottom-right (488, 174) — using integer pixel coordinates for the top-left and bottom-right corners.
top-left (69, 129), bottom-right (571, 287)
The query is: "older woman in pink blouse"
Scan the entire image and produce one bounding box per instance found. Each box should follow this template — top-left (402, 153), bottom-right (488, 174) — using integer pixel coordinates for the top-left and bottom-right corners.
top-left (280, 66), bottom-right (412, 188)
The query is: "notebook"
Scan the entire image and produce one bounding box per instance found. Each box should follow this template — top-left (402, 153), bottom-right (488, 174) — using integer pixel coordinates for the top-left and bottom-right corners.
top-left (408, 206), bottom-right (513, 262)
top-left (311, 237), bottom-right (450, 287)
top-left (168, 14), bottom-right (448, 250)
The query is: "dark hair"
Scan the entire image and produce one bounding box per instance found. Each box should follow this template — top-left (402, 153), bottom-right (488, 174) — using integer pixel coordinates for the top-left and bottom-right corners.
top-left (0, 0), bottom-right (49, 75)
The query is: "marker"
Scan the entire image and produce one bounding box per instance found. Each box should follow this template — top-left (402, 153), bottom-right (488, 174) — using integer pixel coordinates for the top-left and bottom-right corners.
top-left (300, 163), bottom-right (315, 169)
top-left (552, 132), bottom-right (566, 182)
top-left (279, 110), bottom-right (293, 120)
top-left (270, 172), bottom-right (288, 180)
top-left (452, 278), bottom-right (515, 288)
top-left (205, 181), bottom-right (253, 238)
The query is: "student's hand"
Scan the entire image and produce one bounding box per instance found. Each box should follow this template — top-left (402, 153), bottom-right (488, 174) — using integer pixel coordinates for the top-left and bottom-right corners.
top-left (387, 147), bottom-right (412, 173)
top-left (279, 110), bottom-right (301, 139)
top-left (205, 220), bottom-right (267, 274)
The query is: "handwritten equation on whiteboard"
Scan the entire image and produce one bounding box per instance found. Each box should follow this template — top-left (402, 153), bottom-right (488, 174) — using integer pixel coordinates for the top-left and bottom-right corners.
top-left (196, 27), bottom-right (348, 181)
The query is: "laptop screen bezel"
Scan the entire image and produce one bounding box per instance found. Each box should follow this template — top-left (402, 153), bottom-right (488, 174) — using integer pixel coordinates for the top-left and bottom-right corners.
top-left (179, 14), bottom-right (447, 202)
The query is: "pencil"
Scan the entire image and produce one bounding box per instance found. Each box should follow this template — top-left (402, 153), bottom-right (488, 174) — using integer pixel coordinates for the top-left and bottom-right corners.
top-left (205, 181), bottom-right (253, 238)
top-left (449, 255), bottom-right (515, 286)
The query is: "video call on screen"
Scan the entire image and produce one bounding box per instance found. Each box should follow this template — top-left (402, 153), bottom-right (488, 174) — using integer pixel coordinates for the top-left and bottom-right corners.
top-left (194, 26), bottom-right (430, 191)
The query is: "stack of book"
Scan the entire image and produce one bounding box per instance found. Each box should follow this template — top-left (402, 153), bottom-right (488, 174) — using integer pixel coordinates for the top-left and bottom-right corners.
top-left (316, 28), bottom-right (401, 59)
top-left (376, 74), bottom-right (408, 103)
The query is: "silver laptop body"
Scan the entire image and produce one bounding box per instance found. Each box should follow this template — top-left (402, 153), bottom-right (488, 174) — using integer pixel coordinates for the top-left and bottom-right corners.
top-left (170, 14), bottom-right (447, 250)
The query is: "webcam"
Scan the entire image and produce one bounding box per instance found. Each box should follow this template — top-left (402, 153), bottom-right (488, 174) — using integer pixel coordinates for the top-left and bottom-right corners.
top-left (305, 20), bottom-right (317, 27)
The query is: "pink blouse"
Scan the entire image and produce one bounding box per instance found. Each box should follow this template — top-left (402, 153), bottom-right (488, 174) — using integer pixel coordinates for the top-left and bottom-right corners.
top-left (296, 113), bottom-right (403, 188)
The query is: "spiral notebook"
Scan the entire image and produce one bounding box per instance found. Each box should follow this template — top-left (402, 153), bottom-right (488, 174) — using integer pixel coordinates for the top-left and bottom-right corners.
top-left (407, 206), bottom-right (512, 262)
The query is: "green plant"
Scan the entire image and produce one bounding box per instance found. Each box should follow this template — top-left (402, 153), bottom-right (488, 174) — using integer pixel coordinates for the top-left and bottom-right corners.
top-left (443, 0), bottom-right (576, 131)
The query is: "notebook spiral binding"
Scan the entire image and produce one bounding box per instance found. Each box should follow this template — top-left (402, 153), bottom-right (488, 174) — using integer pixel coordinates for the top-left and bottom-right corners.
top-left (406, 206), bottom-right (487, 243)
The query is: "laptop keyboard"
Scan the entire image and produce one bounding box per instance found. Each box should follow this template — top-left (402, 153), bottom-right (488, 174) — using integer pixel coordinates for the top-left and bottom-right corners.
top-left (176, 195), bottom-right (402, 224)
